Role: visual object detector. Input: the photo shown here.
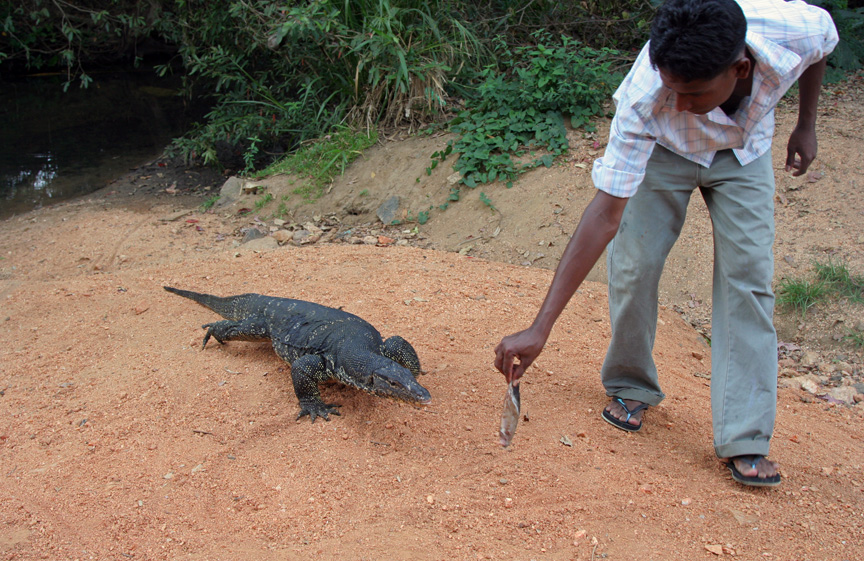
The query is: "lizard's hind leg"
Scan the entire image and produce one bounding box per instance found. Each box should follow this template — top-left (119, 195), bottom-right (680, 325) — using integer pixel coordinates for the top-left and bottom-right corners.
top-left (201, 316), bottom-right (269, 348)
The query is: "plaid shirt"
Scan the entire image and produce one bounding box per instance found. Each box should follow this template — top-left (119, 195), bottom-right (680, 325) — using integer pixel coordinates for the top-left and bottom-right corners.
top-left (592, 0), bottom-right (839, 198)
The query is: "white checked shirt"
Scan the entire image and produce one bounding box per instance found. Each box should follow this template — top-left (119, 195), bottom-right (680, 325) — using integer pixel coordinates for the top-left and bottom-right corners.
top-left (592, 0), bottom-right (839, 198)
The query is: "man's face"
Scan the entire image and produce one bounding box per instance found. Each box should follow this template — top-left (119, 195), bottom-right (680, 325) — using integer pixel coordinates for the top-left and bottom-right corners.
top-left (659, 58), bottom-right (750, 115)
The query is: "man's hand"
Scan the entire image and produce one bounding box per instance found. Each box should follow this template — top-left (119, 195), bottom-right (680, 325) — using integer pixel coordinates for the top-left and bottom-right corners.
top-left (787, 55), bottom-right (827, 177)
top-left (786, 124), bottom-right (817, 176)
top-left (492, 190), bottom-right (628, 386)
top-left (493, 327), bottom-right (547, 384)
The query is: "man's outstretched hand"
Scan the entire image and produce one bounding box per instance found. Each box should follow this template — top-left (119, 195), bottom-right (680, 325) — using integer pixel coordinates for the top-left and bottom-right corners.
top-left (493, 327), bottom-right (547, 384)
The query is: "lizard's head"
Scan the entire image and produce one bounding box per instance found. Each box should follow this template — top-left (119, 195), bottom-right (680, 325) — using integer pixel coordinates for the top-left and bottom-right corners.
top-left (370, 362), bottom-right (431, 405)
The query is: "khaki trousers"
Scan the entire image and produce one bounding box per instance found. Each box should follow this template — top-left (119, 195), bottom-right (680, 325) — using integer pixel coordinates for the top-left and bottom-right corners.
top-left (601, 145), bottom-right (777, 459)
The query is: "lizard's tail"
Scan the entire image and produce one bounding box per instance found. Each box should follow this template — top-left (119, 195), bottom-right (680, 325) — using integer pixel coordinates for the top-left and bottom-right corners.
top-left (163, 286), bottom-right (248, 320)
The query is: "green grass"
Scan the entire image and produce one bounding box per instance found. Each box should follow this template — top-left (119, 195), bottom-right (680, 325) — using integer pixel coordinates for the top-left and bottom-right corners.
top-left (814, 258), bottom-right (864, 303)
top-left (251, 126), bottom-right (378, 200)
top-left (254, 193), bottom-right (274, 211)
top-left (776, 277), bottom-right (829, 318)
top-left (845, 330), bottom-right (864, 349)
top-left (776, 258), bottom-right (864, 319)
top-left (199, 195), bottom-right (220, 212)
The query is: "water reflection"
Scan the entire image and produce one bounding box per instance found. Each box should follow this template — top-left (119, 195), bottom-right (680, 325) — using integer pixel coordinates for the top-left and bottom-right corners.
top-left (0, 70), bottom-right (199, 220)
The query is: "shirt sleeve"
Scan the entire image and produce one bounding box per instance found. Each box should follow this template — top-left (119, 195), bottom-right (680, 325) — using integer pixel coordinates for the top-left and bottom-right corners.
top-left (591, 96), bottom-right (657, 199)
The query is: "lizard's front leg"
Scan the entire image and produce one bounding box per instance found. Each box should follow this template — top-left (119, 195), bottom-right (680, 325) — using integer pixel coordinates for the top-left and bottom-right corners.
top-left (287, 353), bottom-right (341, 422)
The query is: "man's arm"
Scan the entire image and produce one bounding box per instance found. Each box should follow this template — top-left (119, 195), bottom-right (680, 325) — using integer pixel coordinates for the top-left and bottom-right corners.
top-left (493, 190), bottom-right (628, 382)
top-left (786, 55), bottom-right (827, 176)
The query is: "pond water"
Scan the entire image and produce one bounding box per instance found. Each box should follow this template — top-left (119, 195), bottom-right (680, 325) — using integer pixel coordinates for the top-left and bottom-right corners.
top-left (0, 70), bottom-right (201, 220)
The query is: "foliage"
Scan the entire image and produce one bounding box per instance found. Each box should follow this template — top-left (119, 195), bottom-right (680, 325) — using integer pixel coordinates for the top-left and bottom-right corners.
top-left (436, 31), bottom-right (622, 196)
top-left (0, 1), bottom-right (182, 90)
top-left (810, 0), bottom-right (864, 75)
top-left (252, 125), bottom-right (378, 200)
top-left (159, 0), bottom-right (490, 170)
top-left (457, 0), bottom-right (655, 52)
top-left (1, 1), bottom-right (650, 172)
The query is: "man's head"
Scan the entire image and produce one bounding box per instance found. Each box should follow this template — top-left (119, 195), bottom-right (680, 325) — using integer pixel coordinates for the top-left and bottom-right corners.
top-left (649, 0), bottom-right (750, 114)
top-left (650, 0), bottom-right (747, 81)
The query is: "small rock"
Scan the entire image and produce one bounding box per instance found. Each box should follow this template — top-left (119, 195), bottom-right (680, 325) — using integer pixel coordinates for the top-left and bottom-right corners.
top-left (377, 235), bottom-right (395, 246)
top-left (425, 495), bottom-right (435, 505)
top-left (241, 228), bottom-right (266, 244)
top-left (691, 351), bottom-right (704, 360)
top-left (216, 176), bottom-right (244, 208)
top-left (681, 498), bottom-right (692, 506)
top-left (704, 544), bottom-right (723, 555)
top-left (376, 196), bottom-right (401, 225)
top-left (573, 529), bottom-right (588, 545)
top-left (827, 386), bottom-right (858, 405)
top-left (504, 497), bottom-right (513, 508)
top-left (362, 235), bottom-right (378, 245)
top-left (271, 230), bottom-right (292, 244)
top-left (799, 351), bottom-right (820, 368)
top-left (799, 378), bottom-right (819, 394)
top-left (292, 230), bottom-right (321, 245)
top-left (241, 236), bottom-right (279, 251)
top-left (241, 183), bottom-right (265, 194)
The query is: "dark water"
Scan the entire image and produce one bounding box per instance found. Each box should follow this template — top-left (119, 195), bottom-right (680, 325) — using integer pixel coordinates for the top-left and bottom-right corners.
top-left (0, 70), bottom-right (198, 220)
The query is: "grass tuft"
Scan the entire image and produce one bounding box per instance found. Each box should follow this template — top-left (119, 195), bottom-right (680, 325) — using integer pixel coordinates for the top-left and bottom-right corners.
top-left (776, 277), bottom-right (830, 318)
top-left (251, 126), bottom-right (378, 200)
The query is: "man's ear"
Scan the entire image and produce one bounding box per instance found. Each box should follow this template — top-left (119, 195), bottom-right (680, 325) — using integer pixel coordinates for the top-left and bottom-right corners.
top-left (732, 56), bottom-right (752, 79)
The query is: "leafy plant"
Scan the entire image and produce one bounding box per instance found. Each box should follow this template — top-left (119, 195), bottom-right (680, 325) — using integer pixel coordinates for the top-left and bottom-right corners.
top-left (433, 31), bottom-right (622, 201)
top-left (810, 0), bottom-right (864, 76)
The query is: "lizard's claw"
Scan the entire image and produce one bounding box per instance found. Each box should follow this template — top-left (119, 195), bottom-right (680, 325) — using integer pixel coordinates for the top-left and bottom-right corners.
top-left (297, 401), bottom-right (342, 423)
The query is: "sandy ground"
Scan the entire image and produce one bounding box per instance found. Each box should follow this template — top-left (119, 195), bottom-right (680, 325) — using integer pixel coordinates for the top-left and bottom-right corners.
top-left (2, 77), bottom-right (864, 560)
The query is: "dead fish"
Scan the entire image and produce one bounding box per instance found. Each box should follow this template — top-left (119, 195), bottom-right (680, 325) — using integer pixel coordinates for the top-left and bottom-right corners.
top-left (498, 382), bottom-right (521, 447)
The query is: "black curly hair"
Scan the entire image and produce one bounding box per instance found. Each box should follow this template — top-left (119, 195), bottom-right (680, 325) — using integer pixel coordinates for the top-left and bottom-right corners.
top-left (649, 0), bottom-right (747, 81)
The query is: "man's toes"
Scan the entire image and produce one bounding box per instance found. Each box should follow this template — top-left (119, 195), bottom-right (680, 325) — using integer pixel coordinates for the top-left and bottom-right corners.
top-left (733, 456), bottom-right (779, 478)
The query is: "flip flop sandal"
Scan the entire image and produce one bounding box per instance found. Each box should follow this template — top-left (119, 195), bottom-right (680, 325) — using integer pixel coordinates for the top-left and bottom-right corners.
top-left (601, 397), bottom-right (648, 432)
top-left (727, 456), bottom-right (781, 487)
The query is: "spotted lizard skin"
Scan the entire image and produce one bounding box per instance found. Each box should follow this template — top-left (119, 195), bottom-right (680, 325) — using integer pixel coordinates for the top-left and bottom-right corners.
top-left (165, 286), bottom-right (431, 421)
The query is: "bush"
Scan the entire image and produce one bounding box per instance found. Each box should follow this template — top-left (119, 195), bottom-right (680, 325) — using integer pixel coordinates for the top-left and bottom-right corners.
top-left (439, 31), bottom-right (623, 191)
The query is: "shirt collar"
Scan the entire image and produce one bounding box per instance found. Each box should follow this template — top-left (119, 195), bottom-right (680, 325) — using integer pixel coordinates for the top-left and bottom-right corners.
top-left (634, 31), bottom-right (802, 124)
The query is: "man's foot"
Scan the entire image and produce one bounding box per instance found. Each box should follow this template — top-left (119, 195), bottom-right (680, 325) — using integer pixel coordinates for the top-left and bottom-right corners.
top-left (723, 455), bottom-right (781, 487)
top-left (601, 397), bottom-right (648, 432)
